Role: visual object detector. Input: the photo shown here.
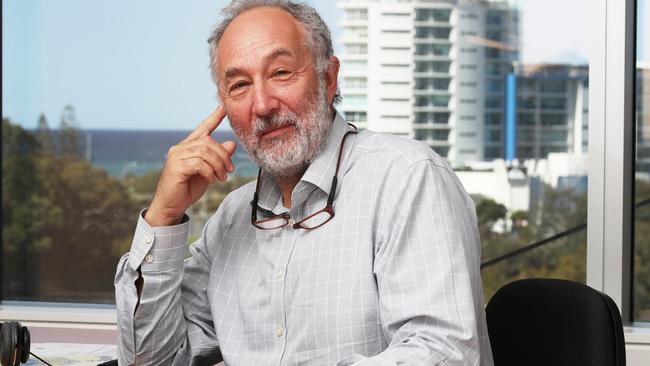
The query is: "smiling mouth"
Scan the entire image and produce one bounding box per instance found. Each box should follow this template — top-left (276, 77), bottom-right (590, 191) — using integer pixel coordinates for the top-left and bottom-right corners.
top-left (261, 124), bottom-right (294, 139)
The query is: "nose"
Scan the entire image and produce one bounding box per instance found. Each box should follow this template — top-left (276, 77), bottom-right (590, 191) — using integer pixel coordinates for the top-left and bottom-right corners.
top-left (251, 81), bottom-right (280, 118)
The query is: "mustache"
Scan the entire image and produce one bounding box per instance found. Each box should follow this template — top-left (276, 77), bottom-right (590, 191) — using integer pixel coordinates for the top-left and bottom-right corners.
top-left (253, 110), bottom-right (301, 136)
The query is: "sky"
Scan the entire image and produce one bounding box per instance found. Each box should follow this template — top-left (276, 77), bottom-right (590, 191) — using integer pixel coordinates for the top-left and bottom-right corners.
top-left (2, 0), bottom-right (648, 130)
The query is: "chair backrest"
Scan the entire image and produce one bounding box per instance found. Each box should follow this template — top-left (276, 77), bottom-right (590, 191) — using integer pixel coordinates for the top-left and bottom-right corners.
top-left (486, 278), bottom-right (626, 366)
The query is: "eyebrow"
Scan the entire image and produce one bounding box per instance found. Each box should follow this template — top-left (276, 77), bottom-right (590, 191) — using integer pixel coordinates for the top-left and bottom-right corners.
top-left (223, 47), bottom-right (294, 81)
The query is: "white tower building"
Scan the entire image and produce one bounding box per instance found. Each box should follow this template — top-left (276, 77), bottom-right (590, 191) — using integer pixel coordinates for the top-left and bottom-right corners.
top-left (337, 0), bottom-right (519, 166)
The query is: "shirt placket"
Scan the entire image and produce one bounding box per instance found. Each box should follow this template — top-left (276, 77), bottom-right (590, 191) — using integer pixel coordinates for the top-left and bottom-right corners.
top-left (271, 218), bottom-right (300, 365)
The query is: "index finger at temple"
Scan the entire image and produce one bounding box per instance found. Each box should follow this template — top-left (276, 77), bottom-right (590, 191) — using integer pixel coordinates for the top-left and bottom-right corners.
top-left (189, 105), bottom-right (227, 140)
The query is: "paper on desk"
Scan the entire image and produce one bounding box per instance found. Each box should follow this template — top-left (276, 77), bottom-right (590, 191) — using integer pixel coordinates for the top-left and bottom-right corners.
top-left (25, 343), bottom-right (117, 366)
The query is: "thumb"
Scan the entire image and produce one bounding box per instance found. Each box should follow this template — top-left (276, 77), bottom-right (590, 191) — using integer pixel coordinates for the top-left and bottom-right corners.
top-left (222, 140), bottom-right (237, 156)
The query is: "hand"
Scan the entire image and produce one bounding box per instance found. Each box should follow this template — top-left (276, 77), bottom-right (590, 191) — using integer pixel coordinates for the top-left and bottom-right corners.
top-left (145, 106), bottom-right (237, 226)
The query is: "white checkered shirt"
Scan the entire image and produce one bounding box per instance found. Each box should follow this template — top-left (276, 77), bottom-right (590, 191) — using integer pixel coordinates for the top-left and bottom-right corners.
top-left (115, 113), bottom-right (493, 365)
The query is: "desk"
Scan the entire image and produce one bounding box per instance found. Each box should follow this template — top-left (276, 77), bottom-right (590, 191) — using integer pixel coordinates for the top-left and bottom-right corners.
top-left (25, 327), bottom-right (117, 366)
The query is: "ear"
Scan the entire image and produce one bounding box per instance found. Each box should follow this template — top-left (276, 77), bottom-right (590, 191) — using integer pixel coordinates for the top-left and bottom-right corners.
top-left (324, 56), bottom-right (340, 105)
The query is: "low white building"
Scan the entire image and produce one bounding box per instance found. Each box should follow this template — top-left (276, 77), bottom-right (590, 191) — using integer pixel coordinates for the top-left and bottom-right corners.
top-left (456, 153), bottom-right (588, 213)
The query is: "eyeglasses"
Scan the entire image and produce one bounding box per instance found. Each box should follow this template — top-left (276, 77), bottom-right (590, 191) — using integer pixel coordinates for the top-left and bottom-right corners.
top-left (250, 125), bottom-right (358, 230)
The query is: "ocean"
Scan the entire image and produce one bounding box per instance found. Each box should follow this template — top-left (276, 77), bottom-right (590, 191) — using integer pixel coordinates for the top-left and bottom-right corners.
top-left (82, 130), bottom-right (258, 178)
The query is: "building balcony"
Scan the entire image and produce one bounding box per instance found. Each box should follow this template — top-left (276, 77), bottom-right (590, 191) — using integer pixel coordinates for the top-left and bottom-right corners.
top-left (413, 54), bottom-right (452, 61)
top-left (413, 37), bottom-right (452, 45)
top-left (339, 19), bottom-right (368, 27)
top-left (413, 89), bottom-right (451, 96)
top-left (413, 105), bottom-right (452, 112)
top-left (413, 123), bottom-right (450, 129)
top-left (414, 71), bottom-right (452, 78)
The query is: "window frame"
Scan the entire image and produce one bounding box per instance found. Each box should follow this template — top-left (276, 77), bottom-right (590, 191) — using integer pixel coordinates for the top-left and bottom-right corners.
top-left (1, 0), bottom-right (649, 341)
top-left (587, 0), bottom-right (635, 324)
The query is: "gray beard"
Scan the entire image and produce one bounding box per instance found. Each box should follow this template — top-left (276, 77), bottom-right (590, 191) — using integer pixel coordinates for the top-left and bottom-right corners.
top-left (231, 81), bottom-right (333, 179)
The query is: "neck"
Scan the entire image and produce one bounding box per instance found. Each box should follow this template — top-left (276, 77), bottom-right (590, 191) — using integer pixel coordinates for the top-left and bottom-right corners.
top-left (274, 169), bottom-right (306, 208)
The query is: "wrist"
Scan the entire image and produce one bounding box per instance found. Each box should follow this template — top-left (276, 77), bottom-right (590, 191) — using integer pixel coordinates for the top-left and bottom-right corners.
top-left (144, 207), bottom-right (184, 227)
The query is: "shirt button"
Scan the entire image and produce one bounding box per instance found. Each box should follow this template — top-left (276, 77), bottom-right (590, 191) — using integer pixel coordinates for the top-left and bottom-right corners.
top-left (144, 254), bottom-right (154, 263)
top-left (143, 236), bottom-right (152, 244)
top-left (276, 326), bottom-right (284, 337)
top-left (276, 271), bottom-right (284, 279)
top-left (287, 218), bottom-right (295, 227)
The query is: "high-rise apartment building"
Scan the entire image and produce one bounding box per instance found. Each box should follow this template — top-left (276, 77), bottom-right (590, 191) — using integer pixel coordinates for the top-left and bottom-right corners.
top-left (507, 64), bottom-right (589, 161)
top-left (337, 0), bottom-right (519, 166)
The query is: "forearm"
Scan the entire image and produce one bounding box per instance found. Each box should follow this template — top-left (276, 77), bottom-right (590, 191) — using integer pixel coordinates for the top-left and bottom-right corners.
top-left (114, 212), bottom-right (190, 365)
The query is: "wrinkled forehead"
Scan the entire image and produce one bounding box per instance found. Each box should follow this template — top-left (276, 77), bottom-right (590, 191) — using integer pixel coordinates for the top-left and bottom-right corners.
top-left (216, 7), bottom-right (311, 73)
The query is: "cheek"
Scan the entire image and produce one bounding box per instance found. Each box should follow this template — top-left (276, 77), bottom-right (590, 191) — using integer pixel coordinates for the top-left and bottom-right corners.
top-left (227, 112), bottom-right (254, 141)
top-left (274, 83), bottom-right (316, 111)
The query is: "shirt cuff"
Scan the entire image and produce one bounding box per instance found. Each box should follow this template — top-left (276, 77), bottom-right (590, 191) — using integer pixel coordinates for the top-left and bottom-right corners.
top-left (127, 209), bottom-right (190, 272)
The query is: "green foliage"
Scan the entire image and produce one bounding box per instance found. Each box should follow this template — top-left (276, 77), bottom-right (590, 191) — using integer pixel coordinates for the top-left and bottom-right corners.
top-left (58, 104), bottom-right (82, 158)
top-left (2, 117), bottom-right (137, 302)
top-left (634, 180), bottom-right (650, 320)
top-left (4, 110), bottom-right (650, 316)
top-left (479, 184), bottom-right (588, 303)
top-left (2, 118), bottom-right (49, 298)
top-left (472, 195), bottom-right (507, 228)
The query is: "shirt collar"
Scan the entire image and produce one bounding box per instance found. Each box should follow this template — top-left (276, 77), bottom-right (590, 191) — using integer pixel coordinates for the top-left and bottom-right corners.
top-left (256, 111), bottom-right (353, 212)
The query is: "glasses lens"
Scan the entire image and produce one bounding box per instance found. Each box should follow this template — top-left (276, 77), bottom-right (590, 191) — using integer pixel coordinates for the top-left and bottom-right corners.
top-left (255, 216), bottom-right (289, 230)
top-left (298, 211), bottom-right (332, 229)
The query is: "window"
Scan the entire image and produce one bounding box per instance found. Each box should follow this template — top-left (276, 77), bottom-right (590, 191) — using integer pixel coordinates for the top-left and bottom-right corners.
top-left (2, 2), bottom-right (264, 303)
top-left (477, 0), bottom-right (589, 305)
top-left (518, 112), bottom-right (536, 125)
top-left (485, 112), bottom-right (504, 125)
top-left (346, 8), bottom-right (367, 21)
top-left (344, 60), bottom-right (368, 72)
top-left (415, 129), bottom-right (450, 141)
top-left (344, 77), bottom-right (367, 88)
top-left (415, 61), bottom-right (451, 73)
top-left (5, 0), bottom-right (646, 344)
top-left (415, 112), bottom-right (450, 124)
top-left (345, 44), bottom-right (367, 55)
top-left (414, 44), bottom-right (451, 56)
top-left (540, 97), bottom-right (567, 110)
top-left (344, 95), bottom-right (367, 106)
top-left (414, 95), bottom-right (450, 108)
top-left (344, 111), bottom-right (367, 123)
top-left (540, 113), bottom-right (567, 126)
top-left (344, 26), bottom-right (368, 39)
top-left (634, 0), bottom-right (650, 322)
top-left (415, 8), bottom-right (452, 22)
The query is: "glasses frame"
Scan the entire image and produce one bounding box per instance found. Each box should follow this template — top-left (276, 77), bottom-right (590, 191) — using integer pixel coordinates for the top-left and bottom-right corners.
top-left (250, 124), bottom-right (358, 230)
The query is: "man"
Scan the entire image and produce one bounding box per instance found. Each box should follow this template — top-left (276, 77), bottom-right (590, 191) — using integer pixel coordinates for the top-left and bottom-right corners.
top-left (115, 1), bottom-right (493, 365)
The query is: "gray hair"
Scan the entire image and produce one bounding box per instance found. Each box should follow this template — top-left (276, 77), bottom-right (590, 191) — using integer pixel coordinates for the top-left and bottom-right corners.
top-left (207, 0), bottom-right (341, 104)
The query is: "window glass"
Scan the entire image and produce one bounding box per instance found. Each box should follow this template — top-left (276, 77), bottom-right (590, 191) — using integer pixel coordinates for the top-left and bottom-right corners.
top-left (3, 0), bottom-right (591, 306)
top-left (634, 0), bottom-right (650, 322)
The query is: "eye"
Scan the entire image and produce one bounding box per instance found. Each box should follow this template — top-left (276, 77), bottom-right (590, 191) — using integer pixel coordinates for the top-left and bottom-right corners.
top-left (273, 69), bottom-right (290, 77)
top-left (229, 81), bottom-right (249, 93)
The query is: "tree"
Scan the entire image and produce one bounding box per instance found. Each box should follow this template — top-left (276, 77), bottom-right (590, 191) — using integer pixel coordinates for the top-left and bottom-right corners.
top-left (58, 104), bottom-right (82, 158)
top-left (478, 185), bottom-right (587, 302)
top-left (2, 117), bottom-right (140, 302)
top-left (36, 113), bottom-right (54, 154)
top-left (2, 119), bottom-right (48, 298)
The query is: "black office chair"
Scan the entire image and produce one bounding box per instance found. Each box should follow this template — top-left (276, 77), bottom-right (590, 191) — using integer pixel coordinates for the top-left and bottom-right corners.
top-left (486, 278), bottom-right (626, 366)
